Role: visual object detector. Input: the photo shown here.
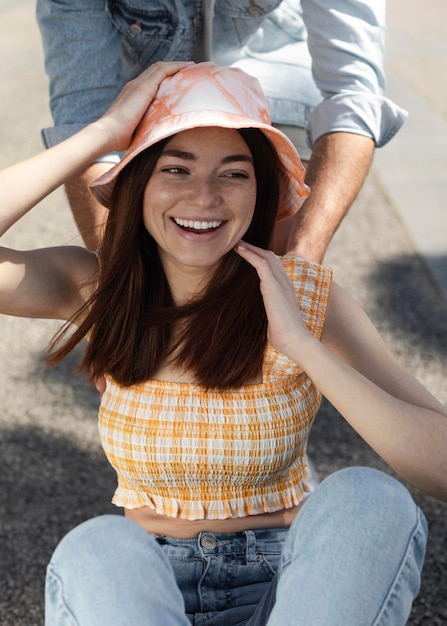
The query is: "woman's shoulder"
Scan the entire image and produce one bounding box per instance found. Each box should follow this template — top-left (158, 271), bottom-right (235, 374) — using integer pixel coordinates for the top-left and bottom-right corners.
top-left (280, 254), bottom-right (333, 286)
top-left (280, 254), bottom-right (332, 341)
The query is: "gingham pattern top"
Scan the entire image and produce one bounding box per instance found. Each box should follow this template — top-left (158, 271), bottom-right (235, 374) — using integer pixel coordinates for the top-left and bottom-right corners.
top-left (98, 257), bottom-right (332, 521)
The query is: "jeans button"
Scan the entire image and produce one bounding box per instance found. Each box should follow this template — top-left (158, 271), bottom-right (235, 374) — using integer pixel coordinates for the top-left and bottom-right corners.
top-left (130, 21), bottom-right (142, 35)
top-left (200, 534), bottom-right (217, 549)
top-left (248, 3), bottom-right (261, 16)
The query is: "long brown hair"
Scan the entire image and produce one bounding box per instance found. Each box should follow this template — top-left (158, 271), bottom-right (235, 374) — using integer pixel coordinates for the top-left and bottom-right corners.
top-left (48, 128), bottom-right (280, 388)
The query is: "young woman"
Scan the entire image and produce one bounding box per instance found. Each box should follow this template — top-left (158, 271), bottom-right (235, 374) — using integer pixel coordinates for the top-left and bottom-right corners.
top-left (1, 61), bottom-right (446, 626)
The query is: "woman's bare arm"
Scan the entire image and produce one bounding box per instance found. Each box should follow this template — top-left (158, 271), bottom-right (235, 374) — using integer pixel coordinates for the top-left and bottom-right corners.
top-left (235, 242), bottom-right (447, 501)
top-left (0, 62), bottom-right (189, 320)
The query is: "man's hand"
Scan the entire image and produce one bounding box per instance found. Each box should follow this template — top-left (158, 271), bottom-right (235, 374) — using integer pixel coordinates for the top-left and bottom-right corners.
top-left (95, 374), bottom-right (107, 403)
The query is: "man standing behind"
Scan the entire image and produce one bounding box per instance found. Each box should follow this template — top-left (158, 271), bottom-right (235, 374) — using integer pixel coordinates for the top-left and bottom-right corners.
top-left (36, 0), bottom-right (405, 261)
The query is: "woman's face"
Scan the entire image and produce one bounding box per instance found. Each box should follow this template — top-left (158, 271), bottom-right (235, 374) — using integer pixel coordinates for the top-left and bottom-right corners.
top-left (142, 126), bottom-right (257, 278)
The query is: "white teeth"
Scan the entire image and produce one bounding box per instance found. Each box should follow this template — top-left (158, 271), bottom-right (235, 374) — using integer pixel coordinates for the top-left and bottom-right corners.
top-left (174, 218), bottom-right (222, 230)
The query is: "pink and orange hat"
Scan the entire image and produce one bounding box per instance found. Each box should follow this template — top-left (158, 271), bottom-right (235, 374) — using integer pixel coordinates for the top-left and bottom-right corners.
top-left (89, 62), bottom-right (309, 221)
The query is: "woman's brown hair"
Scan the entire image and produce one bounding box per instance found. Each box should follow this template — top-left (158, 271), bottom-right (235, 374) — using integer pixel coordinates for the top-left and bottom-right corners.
top-left (48, 128), bottom-right (280, 388)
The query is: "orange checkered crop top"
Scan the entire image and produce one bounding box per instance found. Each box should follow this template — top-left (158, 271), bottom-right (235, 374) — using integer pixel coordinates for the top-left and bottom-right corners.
top-left (98, 257), bottom-right (332, 521)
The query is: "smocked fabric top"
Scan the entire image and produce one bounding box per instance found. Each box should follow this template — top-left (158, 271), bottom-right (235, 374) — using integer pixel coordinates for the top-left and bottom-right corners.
top-left (98, 256), bottom-right (332, 521)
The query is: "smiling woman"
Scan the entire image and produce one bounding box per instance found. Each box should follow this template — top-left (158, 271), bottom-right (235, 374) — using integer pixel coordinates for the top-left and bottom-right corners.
top-left (142, 128), bottom-right (258, 281)
top-left (49, 123), bottom-right (280, 389)
top-left (0, 61), bottom-right (446, 626)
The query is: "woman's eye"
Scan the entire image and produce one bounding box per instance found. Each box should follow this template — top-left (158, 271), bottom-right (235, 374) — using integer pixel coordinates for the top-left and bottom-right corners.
top-left (223, 171), bottom-right (249, 179)
top-left (162, 166), bottom-right (188, 174)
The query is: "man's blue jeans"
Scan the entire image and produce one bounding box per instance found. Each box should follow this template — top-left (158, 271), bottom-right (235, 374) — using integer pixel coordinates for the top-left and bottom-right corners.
top-left (45, 467), bottom-right (427, 625)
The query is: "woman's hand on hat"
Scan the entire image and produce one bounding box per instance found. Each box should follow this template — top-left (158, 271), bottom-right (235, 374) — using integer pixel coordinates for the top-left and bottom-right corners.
top-left (235, 241), bottom-right (312, 362)
top-left (94, 61), bottom-right (192, 154)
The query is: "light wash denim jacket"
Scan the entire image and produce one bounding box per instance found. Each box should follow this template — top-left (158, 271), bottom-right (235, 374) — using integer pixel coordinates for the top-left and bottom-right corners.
top-left (37, 0), bottom-right (406, 151)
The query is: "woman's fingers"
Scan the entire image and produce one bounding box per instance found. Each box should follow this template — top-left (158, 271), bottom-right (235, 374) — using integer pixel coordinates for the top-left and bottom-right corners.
top-left (235, 241), bottom-right (308, 355)
top-left (234, 240), bottom-right (279, 274)
top-left (235, 241), bottom-right (293, 292)
top-left (99, 61), bottom-right (192, 151)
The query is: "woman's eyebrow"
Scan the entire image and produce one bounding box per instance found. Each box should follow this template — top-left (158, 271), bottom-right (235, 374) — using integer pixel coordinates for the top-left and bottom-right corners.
top-left (160, 149), bottom-right (253, 164)
top-left (221, 154), bottom-right (253, 164)
top-left (160, 149), bottom-right (196, 160)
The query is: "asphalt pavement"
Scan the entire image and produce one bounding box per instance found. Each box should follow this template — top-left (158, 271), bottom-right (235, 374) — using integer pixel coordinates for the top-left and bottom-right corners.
top-left (0, 2), bottom-right (446, 624)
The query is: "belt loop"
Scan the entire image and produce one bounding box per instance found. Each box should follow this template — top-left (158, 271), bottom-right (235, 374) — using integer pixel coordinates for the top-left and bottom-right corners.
top-left (244, 530), bottom-right (257, 564)
top-left (202, 0), bottom-right (215, 60)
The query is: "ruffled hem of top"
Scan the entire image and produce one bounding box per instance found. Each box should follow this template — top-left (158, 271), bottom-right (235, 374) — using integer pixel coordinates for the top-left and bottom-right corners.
top-left (111, 473), bottom-right (313, 521)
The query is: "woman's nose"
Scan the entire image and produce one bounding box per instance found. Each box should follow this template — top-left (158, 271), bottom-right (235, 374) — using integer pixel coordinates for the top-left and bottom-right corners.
top-left (188, 177), bottom-right (220, 208)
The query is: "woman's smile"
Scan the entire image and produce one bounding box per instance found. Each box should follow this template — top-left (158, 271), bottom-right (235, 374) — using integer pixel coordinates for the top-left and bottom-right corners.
top-left (171, 217), bottom-right (227, 234)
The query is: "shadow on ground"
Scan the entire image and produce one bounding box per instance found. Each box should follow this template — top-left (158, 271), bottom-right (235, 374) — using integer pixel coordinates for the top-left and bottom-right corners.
top-left (366, 254), bottom-right (447, 357)
top-left (31, 340), bottom-right (101, 414)
top-left (0, 427), bottom-right (120, 626)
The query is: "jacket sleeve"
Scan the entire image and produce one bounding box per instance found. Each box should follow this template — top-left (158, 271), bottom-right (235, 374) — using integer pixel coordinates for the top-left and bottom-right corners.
top-left (36, 0), bottom-right (123, 148)
top-left (301, 0), bottom-right (407, 147)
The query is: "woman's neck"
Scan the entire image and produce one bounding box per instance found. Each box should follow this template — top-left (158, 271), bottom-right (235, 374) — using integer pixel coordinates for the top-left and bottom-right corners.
top-left (162, 260), bottom-right (216, 306)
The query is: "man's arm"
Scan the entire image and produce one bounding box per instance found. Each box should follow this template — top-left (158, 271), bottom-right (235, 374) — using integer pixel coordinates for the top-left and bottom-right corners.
top-left (284, 132), bottom-right (375, 263)
top-left (64, 163), bottom-right (112, 251)
top-left (277, 0), bottom-right (405, 262)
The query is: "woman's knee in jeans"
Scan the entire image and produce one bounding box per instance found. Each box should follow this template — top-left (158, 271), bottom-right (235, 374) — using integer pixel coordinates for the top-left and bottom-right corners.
top-left (312, 466), bottom-right (422, 522)
top-left (270, 474), bottom-right (427, 625)
top-left (45, 515), bottom-right (179, 617)
top-left (49, 515), bottom-right (134, 561)
top-left (285, 466), bottom-right (427, 556)
top-left (47, 513), bottom-right (162, 582)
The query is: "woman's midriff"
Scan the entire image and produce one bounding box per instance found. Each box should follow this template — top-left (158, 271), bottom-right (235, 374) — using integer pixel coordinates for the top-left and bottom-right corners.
top-left (125, 503), bottom-right (304, 538)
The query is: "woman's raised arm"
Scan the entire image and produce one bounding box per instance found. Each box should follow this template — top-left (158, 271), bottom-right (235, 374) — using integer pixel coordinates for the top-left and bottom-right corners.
top-left (0, 62), bottom-right (189, 321)
top-left (0, 62), bottom-right (189, 236)
top-left (235, 240), bottom-right (447, 502)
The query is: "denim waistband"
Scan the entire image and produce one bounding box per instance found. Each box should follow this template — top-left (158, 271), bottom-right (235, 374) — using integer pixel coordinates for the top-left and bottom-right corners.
top-left (154, 526), bottom-right (288, 560)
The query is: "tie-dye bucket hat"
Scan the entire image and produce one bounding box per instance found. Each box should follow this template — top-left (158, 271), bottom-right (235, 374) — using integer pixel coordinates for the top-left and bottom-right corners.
top-left (90, 62), bottom-right (309, 221)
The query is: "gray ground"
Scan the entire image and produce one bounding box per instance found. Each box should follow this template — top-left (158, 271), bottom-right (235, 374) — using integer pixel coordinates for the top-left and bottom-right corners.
top-left (0, 2), bottom-right (446, 624)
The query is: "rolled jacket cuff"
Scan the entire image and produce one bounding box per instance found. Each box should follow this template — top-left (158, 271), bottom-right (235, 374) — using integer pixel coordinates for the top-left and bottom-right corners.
top-left (307, 93), bottom-right (408, 148)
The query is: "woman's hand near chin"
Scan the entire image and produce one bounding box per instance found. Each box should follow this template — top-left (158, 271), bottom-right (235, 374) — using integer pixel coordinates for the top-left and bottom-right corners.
top-left (234, 241), bottom-right (315, 362)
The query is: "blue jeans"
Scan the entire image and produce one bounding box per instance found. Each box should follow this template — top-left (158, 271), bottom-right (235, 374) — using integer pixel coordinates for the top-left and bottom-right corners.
top-left (45, 468), bottom-right (427, 625)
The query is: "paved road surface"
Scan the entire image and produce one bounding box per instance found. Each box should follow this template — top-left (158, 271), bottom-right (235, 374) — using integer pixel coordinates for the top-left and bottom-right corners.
top-left (374, 0), bottom-right (447, 302)
top-left (0, 2), bottom-right (446, 624)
